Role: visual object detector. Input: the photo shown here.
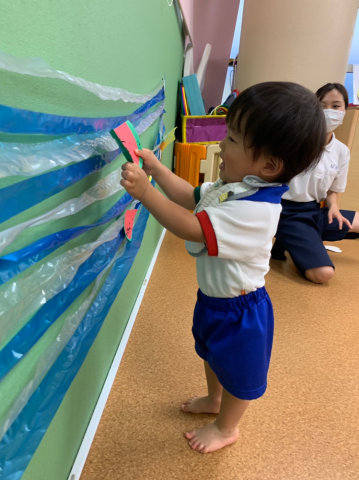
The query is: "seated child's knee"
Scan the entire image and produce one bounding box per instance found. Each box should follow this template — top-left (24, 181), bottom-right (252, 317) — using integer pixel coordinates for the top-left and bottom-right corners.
top-left (305, 266), bottom-right (334, 284)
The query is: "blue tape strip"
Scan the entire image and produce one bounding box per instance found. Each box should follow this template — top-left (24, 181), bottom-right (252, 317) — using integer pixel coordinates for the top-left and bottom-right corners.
top-left (0, 89), bottom-right (164, 135)
top-left (0, 192), bottom-right (133, 285)
top-left (0, 148), bottom-right (122, 224)
top-left (0, 204), bottom-right (150, 480)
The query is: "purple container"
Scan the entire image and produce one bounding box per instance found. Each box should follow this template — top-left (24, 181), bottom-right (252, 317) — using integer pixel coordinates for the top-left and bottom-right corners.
top-left (183, 116), bottom-right (227, 144)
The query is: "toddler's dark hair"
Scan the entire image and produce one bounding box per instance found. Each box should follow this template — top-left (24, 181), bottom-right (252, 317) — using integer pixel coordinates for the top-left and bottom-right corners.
top-left (315, 83), bottom-right (348, 109)
top-left (226, 81), bottom-right (327, 183)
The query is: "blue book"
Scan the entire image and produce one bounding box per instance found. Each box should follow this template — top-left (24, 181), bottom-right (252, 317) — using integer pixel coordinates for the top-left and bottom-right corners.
top-left (182, 74), bottom-right (206, 115)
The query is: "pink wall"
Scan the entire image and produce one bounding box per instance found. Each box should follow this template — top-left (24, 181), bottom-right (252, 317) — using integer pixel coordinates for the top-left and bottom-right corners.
top-left (193, 0), bottom-right (240, 110)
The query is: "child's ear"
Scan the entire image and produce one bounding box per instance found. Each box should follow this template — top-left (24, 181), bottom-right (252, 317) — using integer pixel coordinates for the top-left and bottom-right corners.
top-left (261, 157), bottom-right (284, 180)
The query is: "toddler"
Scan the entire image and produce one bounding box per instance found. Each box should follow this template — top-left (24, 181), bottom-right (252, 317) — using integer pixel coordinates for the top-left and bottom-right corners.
top-left (120, 82), bottom-right (326, 453)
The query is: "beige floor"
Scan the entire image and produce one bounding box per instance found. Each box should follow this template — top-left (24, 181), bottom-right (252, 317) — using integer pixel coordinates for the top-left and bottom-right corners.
top-left (81, 233), bottom-right (359, 480)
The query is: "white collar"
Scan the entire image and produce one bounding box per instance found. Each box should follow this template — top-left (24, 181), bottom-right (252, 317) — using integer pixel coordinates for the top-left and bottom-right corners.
top-left (325, 132), bottom-right (336, 152)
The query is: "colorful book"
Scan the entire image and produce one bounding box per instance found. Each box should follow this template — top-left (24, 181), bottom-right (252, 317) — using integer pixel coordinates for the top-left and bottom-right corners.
top-left (179, 81), bottom-right (185, 115)
top-left (183, 85), bottom-right (188, 115)
top-left (182, 74), bottom-right (206, 115)
top-left (182, 85), bottom-right (189, 115)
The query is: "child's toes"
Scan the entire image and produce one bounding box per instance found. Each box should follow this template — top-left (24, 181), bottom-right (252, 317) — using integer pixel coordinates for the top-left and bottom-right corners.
top-left (192, 438), bottom-right (202, 448)
top-left (197, 443), bottom-right (205, 452)
top-left (185, 430), bottom-right (196, 440)
top-left (181, 396), bottom-right (197, 411)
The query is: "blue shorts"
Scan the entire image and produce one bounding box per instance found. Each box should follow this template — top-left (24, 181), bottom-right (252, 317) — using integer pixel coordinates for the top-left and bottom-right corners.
top-left (192, 288), bottom-right (274, 400)
top-left (274, 200), bottom-right (356, 273)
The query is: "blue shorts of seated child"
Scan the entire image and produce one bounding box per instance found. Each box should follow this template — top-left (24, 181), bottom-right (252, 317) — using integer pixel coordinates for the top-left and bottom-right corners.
top-left (192, 287), bottom-right (274, 400)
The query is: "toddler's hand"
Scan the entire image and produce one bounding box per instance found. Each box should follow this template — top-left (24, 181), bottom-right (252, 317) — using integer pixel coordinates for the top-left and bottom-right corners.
top-left (135, 148), bottom-right (160, 177)
top-left (121, 162), bottom-right (150, 200)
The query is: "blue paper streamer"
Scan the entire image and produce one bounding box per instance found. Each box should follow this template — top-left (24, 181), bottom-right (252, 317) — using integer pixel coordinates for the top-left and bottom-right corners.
top-left (0, 148), bottom-right (122, 224)
top-left (0, 204), bottom-right (150, 480)
top-left (0, 192), bottom-right (133, 285)
top-left (0, 88), bottom-right (164, 135)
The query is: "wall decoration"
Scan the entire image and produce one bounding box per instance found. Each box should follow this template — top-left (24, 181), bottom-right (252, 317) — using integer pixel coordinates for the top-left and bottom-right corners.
top-left (0, 50), bottom-right (164, 103)
top-left (0, 57), bottom-right (170, 479)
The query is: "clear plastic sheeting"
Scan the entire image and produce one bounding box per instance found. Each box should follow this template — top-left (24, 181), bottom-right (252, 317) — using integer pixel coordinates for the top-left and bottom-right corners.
top-left (0, 223), bottom-right (130, 379)
top-left (0, 200), bottom-right (139, 345)
top-left (0, 50), bottom-right (164, 103)
top-left (0, 193), bottom-right (133, 286)
top-left (0, 101), bottom-right (165, 179)
top-left (0, 168), bottom-right (126, 256)
top-left (0, 241), bottom-right (126, 442)
top-left (0, 149), bottom-right (120, 224)
top-left (136, 102), bottom-right (165, 139)
top-left (0, 111), bottom-right (164, 252)
top-left (0, 132), bottom-right (118, 179)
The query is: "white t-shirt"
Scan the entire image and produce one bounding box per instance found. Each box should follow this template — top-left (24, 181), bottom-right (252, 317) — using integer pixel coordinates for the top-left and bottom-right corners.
top-left (195, 182), bottom-right (283, 298)
top-left (283, 134), bottom-right (350, 203)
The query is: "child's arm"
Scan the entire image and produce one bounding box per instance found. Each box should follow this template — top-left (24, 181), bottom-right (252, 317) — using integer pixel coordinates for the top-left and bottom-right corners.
top-left (121, 163), bottom-right (205, 242)
top-left (136, 149), bottom-right (196, 211)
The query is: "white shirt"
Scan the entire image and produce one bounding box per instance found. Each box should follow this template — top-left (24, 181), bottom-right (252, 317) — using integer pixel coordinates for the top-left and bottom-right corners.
top-left (195, 182), bottom-right (283, 298)
top-left (283, 134), bottom-right (350, 203)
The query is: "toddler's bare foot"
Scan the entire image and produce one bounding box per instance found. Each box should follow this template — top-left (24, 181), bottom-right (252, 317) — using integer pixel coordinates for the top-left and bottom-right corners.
top-left (181, 396), bottom-right (221, 414)
top-left (185, 421), bottom-right (239, 453)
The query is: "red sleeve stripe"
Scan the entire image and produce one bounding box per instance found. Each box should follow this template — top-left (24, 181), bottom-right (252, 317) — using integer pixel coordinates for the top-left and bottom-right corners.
top-left (196, 210), bottom-right (218, 257)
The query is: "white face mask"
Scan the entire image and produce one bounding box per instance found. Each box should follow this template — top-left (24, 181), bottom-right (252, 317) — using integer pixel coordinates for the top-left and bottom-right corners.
top-left (323, 109), bottom-right (345, 133)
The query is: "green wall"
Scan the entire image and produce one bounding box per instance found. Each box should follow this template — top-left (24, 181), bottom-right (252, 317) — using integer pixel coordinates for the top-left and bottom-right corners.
top-left (0, 1), bottom-right (183, 479)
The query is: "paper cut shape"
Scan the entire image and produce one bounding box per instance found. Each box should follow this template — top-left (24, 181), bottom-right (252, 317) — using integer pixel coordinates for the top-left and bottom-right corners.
top-left (160, 127), bottom-right (177, 151)
top-left (110, 121), bottom-right (143, 168)
top-left (325, 245), bottom-right (342, 253)
top-left (125, 209), bottom-right (137, 241)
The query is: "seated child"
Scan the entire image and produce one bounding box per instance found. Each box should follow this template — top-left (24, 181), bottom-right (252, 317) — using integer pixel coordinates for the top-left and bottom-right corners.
top-left (120, 82), bottom-right (326, 454)
top-left (272, 83), bottom-right (359, 283)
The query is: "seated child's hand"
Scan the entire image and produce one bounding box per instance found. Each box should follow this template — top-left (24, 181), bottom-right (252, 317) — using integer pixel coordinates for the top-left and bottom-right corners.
top-left (135, 148), bottom-right (159, 177)
top-left (121, 162), bottom-right (150, 200)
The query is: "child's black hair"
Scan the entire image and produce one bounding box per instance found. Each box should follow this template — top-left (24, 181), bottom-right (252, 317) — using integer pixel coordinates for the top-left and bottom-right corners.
top-left (226, 81), bottom-right (327, 183)
top-left (315, 83), bottom-right (349, 109)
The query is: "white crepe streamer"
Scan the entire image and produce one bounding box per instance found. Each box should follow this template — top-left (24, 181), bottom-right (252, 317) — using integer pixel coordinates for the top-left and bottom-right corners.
top-left (0, 101), bottom-right (165, 179)
top-left (0, 241), bottom-right (126, 442)
top-left (0, 51), bottom-right (164, 102)
top-left (0, 200), bottom-right (139, 344)
top-left (0, 105), bottom-right (165, 255)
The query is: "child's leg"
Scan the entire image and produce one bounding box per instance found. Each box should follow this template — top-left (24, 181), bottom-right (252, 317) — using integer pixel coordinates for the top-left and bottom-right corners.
top-left (185, 388), bottom-right (250, 454)
top-left (348, 212), bottom-right (359, 236)
top-left (181, 361), bottom-right (222, 414)
top-left (305, 266), bottom-right (334, 283)
top-left (308, 209), bottom-right (359, 283)
top-left (185, 289), bottom-right (272, 453)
